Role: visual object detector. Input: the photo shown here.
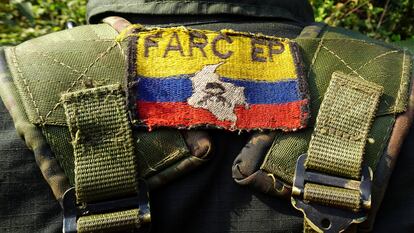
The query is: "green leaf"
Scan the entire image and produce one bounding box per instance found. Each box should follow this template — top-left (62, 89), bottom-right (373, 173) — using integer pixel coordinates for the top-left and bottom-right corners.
top-left (11, 0), bottom-right (34, 22)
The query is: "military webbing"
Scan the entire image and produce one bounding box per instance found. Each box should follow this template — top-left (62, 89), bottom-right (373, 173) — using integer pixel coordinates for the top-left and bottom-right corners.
top-left (305, 72), bottom-right (383, 180)
top-left (62, 84), bottom-right (142, 232)
top-left (302, 71), bottom-right (383, 231)
top-left (77, 209), bottom-right (140, 232)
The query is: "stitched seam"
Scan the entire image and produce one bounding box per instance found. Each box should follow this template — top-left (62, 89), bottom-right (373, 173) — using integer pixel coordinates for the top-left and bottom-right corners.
top-left (374, 118), bottom-right (394, 168)
top-left (321, 44), bottom-right (365, 80)
top-left (10, 47), bottom-right (44, 123)
top-left (35, 51), bottom-right (98, 123)
top-left (339, 38), bottom-right (381, 47)
top-left (44, 42), bottom-right (118, 122)
top-left (394, 49), bottom-right (408, 113)
top-left (341, 49), bottom-right (405, 115)
top-left (307, 36), bottom-right (324, 80)
top-left (116, 40), bottom-right (127, 63)
top-left (36, 52), bottom-right (94, 78)
top-left (40, 121), bottom-right (67, 126)
top-left (353, 50), bottom-right (399, 73)
top-left (322, 38), bottom-right (400, 48)
top-left (293, 38), bottom-right (392, 47)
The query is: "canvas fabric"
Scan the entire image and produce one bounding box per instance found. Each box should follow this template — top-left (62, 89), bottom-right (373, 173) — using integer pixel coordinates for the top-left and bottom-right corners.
top-left (0, 7), bottom-right (413, 233)
top-left (1, 96), bottom-right (413, 233)
top-left (2, 24), bottom-right (204, 189)
top-left (230, 24), bottom-right (413, 232)
top-left (3, 24), bottom-right (410, 178)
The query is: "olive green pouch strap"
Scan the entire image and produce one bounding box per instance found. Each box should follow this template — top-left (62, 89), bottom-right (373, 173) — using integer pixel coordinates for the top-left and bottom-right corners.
top-left (291, 72), bottom-right (383, 233)
top-left (304, 72), bottom-right (383, 180)
top-left (61, 84), bottom-right (150, 233)
top-left (62, 84), bottom-right (138, 203)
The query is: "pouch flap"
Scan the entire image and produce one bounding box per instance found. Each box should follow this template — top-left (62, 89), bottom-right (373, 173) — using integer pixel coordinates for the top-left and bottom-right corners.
top-left (5, 24), bottom-right (124, 126)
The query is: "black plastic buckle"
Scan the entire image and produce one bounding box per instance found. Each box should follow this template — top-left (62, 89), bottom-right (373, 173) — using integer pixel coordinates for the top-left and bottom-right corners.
top-left (291, 154), bottom-right (372, 233)
top-left (62, 179), bottom-right (151, 233)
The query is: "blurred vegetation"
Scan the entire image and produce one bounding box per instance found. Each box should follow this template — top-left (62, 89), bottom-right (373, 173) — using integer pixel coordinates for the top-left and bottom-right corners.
top-left (0, 0), bottom-right (413, 45)
top-left (310, 0), bottom-right (414, 42)
top-left (0, 0), bottom-right (86, 45)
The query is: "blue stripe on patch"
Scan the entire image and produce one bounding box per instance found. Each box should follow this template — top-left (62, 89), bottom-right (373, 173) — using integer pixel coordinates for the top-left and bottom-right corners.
top-left (137, 75), bottom-right (192, 102)
top-left (221, 78), bottom-right (300, 104)
top-left (136, 75), bottom-right (300, 104)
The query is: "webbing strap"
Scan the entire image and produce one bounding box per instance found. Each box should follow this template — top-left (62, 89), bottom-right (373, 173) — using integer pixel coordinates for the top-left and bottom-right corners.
top-left (77, 209), bottom-right (140, 232)
top-left (305, 72), bottom-right (383, 179)
top-left (62, 84), bottom-right (137, 203)
top-left (301, 71), bottom-right (383, 232)
top-left (304, 183), bottom-right (361, 211)
top-left (62, 84), bottom-right (142, 232)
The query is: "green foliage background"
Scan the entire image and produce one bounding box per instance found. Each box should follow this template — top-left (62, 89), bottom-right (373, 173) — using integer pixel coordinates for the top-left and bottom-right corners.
top-left (1, 0), bottom-right (87, 45)
top-left (1, 0), bottom-right (413, 45)
top-left (311, 0), bottom-right (414, 42)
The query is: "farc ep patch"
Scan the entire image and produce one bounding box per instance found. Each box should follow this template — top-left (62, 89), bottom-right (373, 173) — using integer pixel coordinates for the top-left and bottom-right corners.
top-left (128, 27), bottom-right (309, 131)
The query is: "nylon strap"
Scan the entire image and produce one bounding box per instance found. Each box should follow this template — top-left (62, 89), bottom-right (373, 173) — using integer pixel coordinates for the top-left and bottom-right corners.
top-left (62, 84), bottom-right (141, 232)
top-left (304, 183), bottom-right (361, 211)
top-left (303, 71), bottom-right (383, 232)
top-left (77, 209), bottom-right (140, 232)
top-left (305, 72), bottom-right (383, 179)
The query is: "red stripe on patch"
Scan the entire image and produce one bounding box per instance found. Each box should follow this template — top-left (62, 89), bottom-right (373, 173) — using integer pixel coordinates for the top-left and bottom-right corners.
top-left (137, 100), bottom-right (308, 130)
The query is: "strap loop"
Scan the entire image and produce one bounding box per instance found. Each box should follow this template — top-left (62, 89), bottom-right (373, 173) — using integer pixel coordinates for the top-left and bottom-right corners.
top-left (63, 180), bottom-right (151, 233)
top-left (292, 154), bottom-right (372, 233)
top-left (292, 71), bottom-right (383, 232)
top-left (61, 84), bottom-right (150, 232)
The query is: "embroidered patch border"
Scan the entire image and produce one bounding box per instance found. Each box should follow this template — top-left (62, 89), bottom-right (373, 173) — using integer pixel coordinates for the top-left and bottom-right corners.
top-left (127, 26), bottom-right (309, 131)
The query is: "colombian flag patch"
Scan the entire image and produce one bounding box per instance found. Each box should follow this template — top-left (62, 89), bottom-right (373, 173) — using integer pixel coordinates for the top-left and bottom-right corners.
top-left (128, 27), bottom-right (309, 131)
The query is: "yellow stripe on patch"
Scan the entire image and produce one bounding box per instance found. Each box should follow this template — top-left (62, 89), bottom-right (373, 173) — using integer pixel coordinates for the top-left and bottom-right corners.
top-left (135, 28), bottom-right (298, 81)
